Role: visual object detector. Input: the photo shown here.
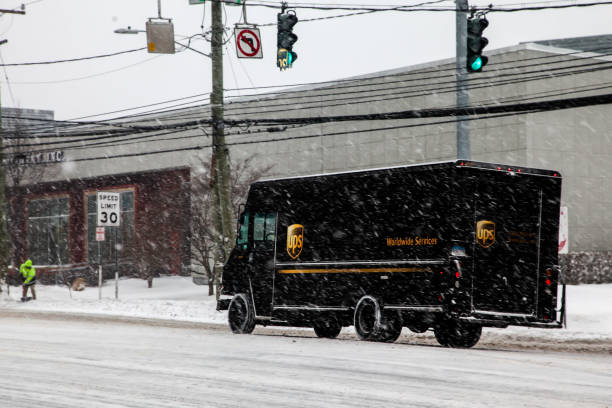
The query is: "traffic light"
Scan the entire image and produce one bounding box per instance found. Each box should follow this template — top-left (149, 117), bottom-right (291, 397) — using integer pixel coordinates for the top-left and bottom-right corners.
top-left (277, 11), bottom-right (298, 70)
top-left (467, 16), bottom-right (488, 73)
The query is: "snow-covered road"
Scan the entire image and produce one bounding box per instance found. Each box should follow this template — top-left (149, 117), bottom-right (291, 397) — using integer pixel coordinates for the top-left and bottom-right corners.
top-left (1, 312), bottom-right (610, 408)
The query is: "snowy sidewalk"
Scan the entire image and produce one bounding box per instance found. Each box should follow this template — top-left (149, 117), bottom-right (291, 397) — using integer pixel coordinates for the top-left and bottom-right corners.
top-left (0, 276), bottom-right (227, 325)
top-left (1, 276), bottom-right (611, 347)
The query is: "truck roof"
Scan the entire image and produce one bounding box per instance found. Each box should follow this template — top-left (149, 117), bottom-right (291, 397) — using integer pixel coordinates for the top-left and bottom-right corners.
top-left (255, 160), bottom-right (561, 185)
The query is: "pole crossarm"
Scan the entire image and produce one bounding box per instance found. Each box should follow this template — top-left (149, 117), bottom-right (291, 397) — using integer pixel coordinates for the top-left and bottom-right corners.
top-left (0, 9), bottom-right (25, 15)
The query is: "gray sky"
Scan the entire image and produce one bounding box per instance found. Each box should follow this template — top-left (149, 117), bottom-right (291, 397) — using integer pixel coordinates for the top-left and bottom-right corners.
top-left (0, 0), bottom-right (610, 120)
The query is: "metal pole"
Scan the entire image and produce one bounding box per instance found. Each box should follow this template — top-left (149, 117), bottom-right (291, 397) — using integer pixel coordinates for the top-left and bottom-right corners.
top-left (114, 227), bottom-right (118, 299)
top-left (211, 0), bottom-right (235, 262)
top-left (0, 11), bottom-right (23, 290)
top-left (456, 0), bottom-right (470, 160)
top-left (0, 79), bottom-right (7, 286)
top-left (98, 240), bottom-right (102, 300)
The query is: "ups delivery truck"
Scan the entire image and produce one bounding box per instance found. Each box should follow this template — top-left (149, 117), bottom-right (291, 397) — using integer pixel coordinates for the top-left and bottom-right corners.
top-left (217, 160), bottom-right (566, 348)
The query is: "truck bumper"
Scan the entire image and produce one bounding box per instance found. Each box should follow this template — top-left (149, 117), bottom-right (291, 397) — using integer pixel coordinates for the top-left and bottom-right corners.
top-left (217, 299), bottom-right (231, 311)
top-left (462, 283), bottom-right (567, 329)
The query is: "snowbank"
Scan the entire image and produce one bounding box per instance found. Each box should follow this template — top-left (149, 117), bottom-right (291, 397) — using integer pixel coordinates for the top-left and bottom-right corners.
top-left (1, 277), bottom-right (611, 343)
top-left (0, 276), bottom-right (226, 324)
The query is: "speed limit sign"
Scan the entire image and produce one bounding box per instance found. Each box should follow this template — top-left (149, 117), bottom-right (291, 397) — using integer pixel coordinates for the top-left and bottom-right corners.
top-left (97, 192), bottom-right (121, 227)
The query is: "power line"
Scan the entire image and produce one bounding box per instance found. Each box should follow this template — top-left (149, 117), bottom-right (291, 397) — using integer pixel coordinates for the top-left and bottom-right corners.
top-left (7, 60), bottom-right (612, 142)
top-left (7, 44), bottom-right (612, 136)
top-left (7, 58), bottom-right (612, 142)
top-left (221, 44), bottom-right (612, 94)
top-left (238, 0), bottom-right (612, 12)
top-left (9, 42), bottom-right (612, 134)
top-left (21, 111), bottom-right (527, 165)
top-left (11, 79), bottom-right (612, 154)
top-left (7, 90), bottom-right (612, 157)
top-left (1, 54), bottom-right (163, 84)
top-left (0, 47), bottom-right (146, 67)
top-left (70, 51), bottom-right (612, 127)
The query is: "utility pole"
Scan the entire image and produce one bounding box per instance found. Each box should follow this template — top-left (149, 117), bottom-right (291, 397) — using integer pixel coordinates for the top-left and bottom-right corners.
top-left (0, 7), bottom-right (25, 290)
top-left (0, 65), bottom-right (7, 290)
top-left (210, 0), bottom-right (235, 262)
top-left (456, 0), bottom-right (470, 160)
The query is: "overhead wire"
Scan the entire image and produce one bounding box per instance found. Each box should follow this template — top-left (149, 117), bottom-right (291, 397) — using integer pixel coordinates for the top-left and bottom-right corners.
top-left (7, 58), bottom-right (612, 143)
top-left (13, 77), bottom-right (612, 155)
top-left (6, 40), bottom-right (612, 136)
top-left (6, 89), bottom-right (612, 157)
top-left (8, 111), bottom-right (545, 165)
top-left (7, 52), bottom-right (612, 139)
top-left (3, 54), bottom-right (164, 85)
top-left (0, 47), bottom-right (147, 67)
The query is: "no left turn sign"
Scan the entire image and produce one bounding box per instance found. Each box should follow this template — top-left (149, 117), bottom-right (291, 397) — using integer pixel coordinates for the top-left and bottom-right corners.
top-left (235, 27), bottom-right (263, 59)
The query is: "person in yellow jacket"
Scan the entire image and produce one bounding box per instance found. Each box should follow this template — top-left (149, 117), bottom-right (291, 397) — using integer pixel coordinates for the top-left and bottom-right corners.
top-left (19, 259), bottom-right (36, 301)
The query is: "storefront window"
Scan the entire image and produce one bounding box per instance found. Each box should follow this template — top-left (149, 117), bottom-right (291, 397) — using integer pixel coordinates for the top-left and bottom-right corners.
top-left (86, 190), bottom-right (135, 263)
top-left (27, 197), bottom-right (70, 265)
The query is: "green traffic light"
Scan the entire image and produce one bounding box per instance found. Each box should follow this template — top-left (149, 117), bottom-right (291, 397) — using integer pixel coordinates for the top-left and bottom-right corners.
top-left (471, 56), bottom-right (482, 71)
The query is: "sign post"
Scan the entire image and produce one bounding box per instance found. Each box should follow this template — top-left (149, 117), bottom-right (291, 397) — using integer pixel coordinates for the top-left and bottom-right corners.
top-left (96, 227), bottom-right (105, 300)
top-left (97, 192), bottom-right (121, 299)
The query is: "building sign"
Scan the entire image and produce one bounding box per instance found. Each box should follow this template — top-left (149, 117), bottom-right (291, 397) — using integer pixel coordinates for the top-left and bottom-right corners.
top-left (97, 192), bottom-right (121, 227)
top-left (5, 150), bottom-right (64, 166)
top-left (559, 206), bottom-right (568, 254)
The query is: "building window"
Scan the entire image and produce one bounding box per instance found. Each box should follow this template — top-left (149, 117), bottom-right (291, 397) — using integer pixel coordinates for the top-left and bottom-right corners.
top-left (27, 197), bottom-right (70, 265)
top-left (86, 190), bottom-right (135, 263)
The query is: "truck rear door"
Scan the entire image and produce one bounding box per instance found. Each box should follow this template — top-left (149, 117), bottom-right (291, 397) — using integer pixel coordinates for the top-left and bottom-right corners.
top-left (472, 174), bottom-right (542, 315)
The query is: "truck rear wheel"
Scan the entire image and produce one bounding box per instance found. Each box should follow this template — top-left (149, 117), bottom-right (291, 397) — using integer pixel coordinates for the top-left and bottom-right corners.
top-left (354, 296), bottom-right (402, 342)
top-left (313, 317), bottom-right (342, 339)
top-left (228, 293), bottom-right (255, 334)
top-left (434, 321), bottom-right (481, 348)
top-left (378, 311), bottom-right (403, 343)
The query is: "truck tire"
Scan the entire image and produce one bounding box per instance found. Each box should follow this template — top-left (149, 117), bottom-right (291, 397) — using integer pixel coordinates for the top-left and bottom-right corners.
top-left (354, 295), bottom-right (382, 341)
top-left (228, 293), bottom-right (256, 334)
top-left (434, 321), bottom-right (481, 348)
top-left (378, 311), bottom-right (403, 343)
top-left (406, 320), bottom-right (429, 334)
top-left (313, 317), bottom-right (342, 339)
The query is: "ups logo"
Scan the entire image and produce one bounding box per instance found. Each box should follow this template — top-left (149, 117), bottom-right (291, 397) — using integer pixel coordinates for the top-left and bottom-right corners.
top-left (287, 224), bottom-right (304, 260)
top-left (476, 220), bottom-right (496, 248)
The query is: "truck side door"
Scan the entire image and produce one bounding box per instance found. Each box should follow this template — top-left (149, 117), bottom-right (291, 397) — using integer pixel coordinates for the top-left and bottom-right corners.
top-left (249, 212), bottom-right (277, 317)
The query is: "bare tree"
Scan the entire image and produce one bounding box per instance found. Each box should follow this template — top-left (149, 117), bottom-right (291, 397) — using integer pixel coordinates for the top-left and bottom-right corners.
top-left (191, 155), bottom-right (273, 295)
top-left (126, 174), bottom-right (190, 288)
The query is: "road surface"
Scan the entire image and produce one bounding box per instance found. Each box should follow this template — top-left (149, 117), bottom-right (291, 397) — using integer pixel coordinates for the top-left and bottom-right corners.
top-left (0, 311), bottom-right (610, 407)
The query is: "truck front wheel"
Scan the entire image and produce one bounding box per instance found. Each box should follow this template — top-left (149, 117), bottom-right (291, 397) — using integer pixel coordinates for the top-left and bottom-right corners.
top-left (434, 321), bottom-right (481, 348)
top-left (354, 295), bottom-right (381, 341)
top-left (228, 293), bottom-right (256, 334)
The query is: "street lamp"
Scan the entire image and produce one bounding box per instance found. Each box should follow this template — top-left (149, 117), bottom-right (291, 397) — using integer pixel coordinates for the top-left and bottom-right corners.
top-left (113, 26), bottom-right (143, 35)
top-left (114, 26), bottom-right (210, 58)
